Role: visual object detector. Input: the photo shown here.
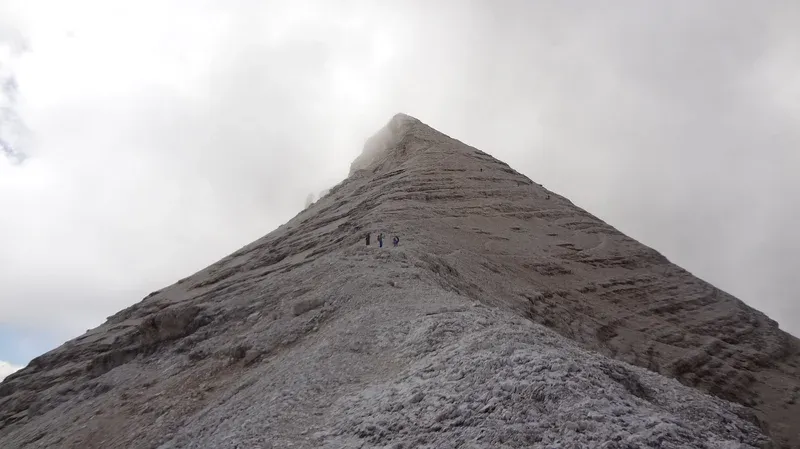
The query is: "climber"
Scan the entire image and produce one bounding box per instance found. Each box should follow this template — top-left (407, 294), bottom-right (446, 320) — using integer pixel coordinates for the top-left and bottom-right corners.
top-left (378, 233), bottom-right (384, 248)
top-left (366, 233), bottom-right (371, 246)
top-left (393, 236), bottom-right (399, 247)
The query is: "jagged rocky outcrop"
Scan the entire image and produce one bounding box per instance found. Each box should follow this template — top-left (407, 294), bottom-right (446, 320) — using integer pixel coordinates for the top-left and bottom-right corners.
top-left (1, 114), bottom-right (798, 448)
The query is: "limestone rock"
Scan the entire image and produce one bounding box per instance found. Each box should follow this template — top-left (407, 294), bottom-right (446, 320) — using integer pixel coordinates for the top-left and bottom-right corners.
top-left (1, 114), bottom-right (798, 448)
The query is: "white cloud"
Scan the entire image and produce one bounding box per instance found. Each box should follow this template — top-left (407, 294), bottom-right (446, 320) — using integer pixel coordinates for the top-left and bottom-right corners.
top-left (0, 361), bottom-right (21, 381)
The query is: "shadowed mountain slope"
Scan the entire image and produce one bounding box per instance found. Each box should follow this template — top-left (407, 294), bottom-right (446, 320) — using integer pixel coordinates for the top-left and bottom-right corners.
top-left (1, 113), bottom-right (798, 448)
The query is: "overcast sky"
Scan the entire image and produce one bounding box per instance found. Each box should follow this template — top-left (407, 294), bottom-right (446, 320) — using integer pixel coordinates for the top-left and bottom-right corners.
top-left (0, 0), bottom-right (798, 378)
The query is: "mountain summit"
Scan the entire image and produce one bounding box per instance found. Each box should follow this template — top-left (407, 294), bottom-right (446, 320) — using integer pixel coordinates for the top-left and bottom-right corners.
top-left (2, 114), bottom-right (798, 448)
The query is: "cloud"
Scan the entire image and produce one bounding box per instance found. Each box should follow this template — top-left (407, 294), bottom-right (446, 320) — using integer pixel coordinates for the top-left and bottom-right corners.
top-left (0, 0), bottom-right (798, 364)
top-left (0, 8), bottom-right (28, 164)
top-left (0, 361), bottom-right (21, 381)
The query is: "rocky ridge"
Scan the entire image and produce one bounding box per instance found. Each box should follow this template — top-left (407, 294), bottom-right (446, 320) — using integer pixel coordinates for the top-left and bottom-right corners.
top-left (0, 113), bottom-right (798, 448)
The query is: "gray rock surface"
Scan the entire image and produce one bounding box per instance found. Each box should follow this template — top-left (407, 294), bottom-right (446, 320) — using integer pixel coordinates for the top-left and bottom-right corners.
top-left (1, 113), bottom-right (797, 448)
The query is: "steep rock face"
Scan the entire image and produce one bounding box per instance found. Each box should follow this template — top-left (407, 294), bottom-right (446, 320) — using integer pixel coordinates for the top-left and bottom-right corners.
top-left (0, 114), bottom-right (797, 448)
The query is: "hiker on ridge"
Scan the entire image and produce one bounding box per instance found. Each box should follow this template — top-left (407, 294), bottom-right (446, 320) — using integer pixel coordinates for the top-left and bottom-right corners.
top-left (378, 233), bottom-right (384, 248)
top-left (393, 236), bottom-right (399, 247)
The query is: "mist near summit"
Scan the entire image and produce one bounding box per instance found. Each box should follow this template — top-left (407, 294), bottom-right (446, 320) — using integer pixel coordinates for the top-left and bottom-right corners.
top-left (0, 0), bottom-right (798, 370)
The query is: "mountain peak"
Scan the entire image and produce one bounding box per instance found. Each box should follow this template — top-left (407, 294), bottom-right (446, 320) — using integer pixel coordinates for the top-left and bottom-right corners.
top-left (349, 113), bottom-right (445, 176)
top-left (1, 116), bottom-right (799, 448)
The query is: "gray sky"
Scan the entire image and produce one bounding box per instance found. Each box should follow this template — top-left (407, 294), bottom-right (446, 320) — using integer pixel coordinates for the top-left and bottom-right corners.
top-left (1, 0), bottom-right (798, 376)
